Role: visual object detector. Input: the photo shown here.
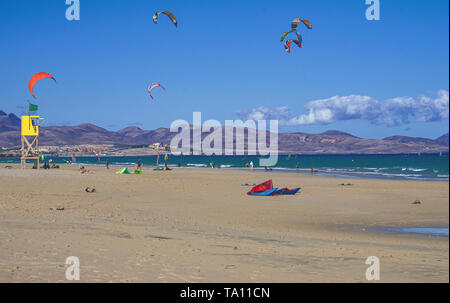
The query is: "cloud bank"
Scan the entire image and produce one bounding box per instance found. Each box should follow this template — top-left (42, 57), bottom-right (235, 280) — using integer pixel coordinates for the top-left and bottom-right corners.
top-left (235, 90), bottom-right (449, 127)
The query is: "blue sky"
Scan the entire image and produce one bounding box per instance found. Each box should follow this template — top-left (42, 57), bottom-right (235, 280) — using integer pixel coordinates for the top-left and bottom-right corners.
top-left (0, 0), bottom-right (448, 139)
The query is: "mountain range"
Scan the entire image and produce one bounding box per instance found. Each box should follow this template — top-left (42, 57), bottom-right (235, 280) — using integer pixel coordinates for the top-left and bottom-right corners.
top-left (0, 111), bottom-right (448, 154)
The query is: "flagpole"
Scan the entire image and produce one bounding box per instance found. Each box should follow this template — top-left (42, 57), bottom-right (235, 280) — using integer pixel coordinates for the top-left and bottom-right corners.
top-left (27, 100), bottom-right (30, 130)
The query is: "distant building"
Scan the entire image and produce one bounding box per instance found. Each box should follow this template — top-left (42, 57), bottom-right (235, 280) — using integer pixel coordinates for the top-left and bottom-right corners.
top-left (150, 143), bottom-right (168, 151)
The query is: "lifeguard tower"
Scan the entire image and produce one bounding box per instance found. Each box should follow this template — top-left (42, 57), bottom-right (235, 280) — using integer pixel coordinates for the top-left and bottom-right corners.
top-left (20, 115), bottom-right (44, 168)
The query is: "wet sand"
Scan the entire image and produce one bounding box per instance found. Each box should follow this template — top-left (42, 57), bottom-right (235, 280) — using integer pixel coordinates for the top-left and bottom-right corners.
top-left (0, 165), bottom-right (448, 282)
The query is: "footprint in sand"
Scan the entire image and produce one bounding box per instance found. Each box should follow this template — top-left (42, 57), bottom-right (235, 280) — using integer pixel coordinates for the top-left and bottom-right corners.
top-left (224, 264), bottom-right (236, 270)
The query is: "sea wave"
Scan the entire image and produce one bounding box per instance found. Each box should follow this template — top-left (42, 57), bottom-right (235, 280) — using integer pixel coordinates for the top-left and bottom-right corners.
top-left (186, 163), bottom-right (208, 167)
top-left (401, 168), bottom-right (427, 172)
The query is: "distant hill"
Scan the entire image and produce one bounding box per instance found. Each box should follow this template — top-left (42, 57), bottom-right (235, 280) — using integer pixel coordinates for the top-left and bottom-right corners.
top-left (277, 131), bottom-right (447, 154)
top-left (319, 130), bottom-right (358, 138)
top-left (435, 133), bottom-right (449, 146)
top-left (0, 111), bottom-right (20, 133)
top-left (0, 110), bottom-right (448, 154)
top-left (383, 135), bottom-right (440, 145)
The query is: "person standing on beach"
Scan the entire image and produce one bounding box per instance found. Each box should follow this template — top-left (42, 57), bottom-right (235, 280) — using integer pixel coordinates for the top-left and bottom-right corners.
top-left (250, 161), bottom-right (254, 170)
top-left (137, 159), bottom-right (142, 170)
top-left (296, 161), bottom-right (300, 170)
top-left (105, 159), bottom-right (109, 169)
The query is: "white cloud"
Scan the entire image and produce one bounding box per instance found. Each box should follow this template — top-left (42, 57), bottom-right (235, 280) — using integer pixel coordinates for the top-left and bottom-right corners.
top-left (235, 106), bottom-right (290, 121)
top-left (287, 95), bottom-right (380, 125)
top-left (235, 90), bottom-right (449, 127)
top-left (415, 89), bottom-right (449, 122)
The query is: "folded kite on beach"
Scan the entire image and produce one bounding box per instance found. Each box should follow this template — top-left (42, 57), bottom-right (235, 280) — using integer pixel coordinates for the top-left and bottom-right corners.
top-left (116, 168), bottom-right (143, 174)
top-left (116, 168), bottom-right (131, 174)
top-left (247, 180), bottom-right (300, 196)
top-left (247, 180), bottom-right (274, 195)
top-left (275, 188), bottom-right (301, 195)
top-left (248, 188), bottom-right (279, 196)
top-left (153, 167), bottom-right (171, 171)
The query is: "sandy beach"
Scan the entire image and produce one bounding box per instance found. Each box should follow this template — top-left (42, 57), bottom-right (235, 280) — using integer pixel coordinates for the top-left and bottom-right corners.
top-left (0, 165), bottom-right (448, 282)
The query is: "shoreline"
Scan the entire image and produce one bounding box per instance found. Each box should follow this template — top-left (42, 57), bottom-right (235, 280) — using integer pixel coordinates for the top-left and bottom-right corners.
top-left (2, 161), bottom-right (448, 182)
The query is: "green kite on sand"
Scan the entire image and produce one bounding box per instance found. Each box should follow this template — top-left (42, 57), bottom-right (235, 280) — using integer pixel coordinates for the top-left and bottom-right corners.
top-left (116, 168), bottom-right (130, 174)
top-left (116, 168), bottom-right (142, 174)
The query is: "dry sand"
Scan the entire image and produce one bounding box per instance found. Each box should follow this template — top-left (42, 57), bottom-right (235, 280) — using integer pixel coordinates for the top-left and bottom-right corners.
top-left (0, 164), bottom-right (448, 282)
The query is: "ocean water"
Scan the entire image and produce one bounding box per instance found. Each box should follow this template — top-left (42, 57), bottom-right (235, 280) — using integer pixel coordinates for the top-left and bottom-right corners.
top-left (2, 153), bottom-right (448, 181)
top-left (379, 227), bottom-right (449, 237)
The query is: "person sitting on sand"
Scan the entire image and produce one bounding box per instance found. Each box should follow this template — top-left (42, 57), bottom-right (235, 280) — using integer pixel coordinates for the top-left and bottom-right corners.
top-left (50, 160), bottom-right (59, 168)
top-left (80, 166), bottom-right (91, 174)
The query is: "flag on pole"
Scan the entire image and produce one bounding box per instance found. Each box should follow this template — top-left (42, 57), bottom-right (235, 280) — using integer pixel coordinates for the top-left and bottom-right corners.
top-left (28, 103), bottom-right (38, 112)
top-left (26, 101), bottom-right (38, 130)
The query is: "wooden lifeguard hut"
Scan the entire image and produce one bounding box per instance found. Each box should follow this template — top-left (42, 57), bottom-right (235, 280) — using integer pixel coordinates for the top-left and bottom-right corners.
top-left (20, 115), bottom-right (43, 168)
